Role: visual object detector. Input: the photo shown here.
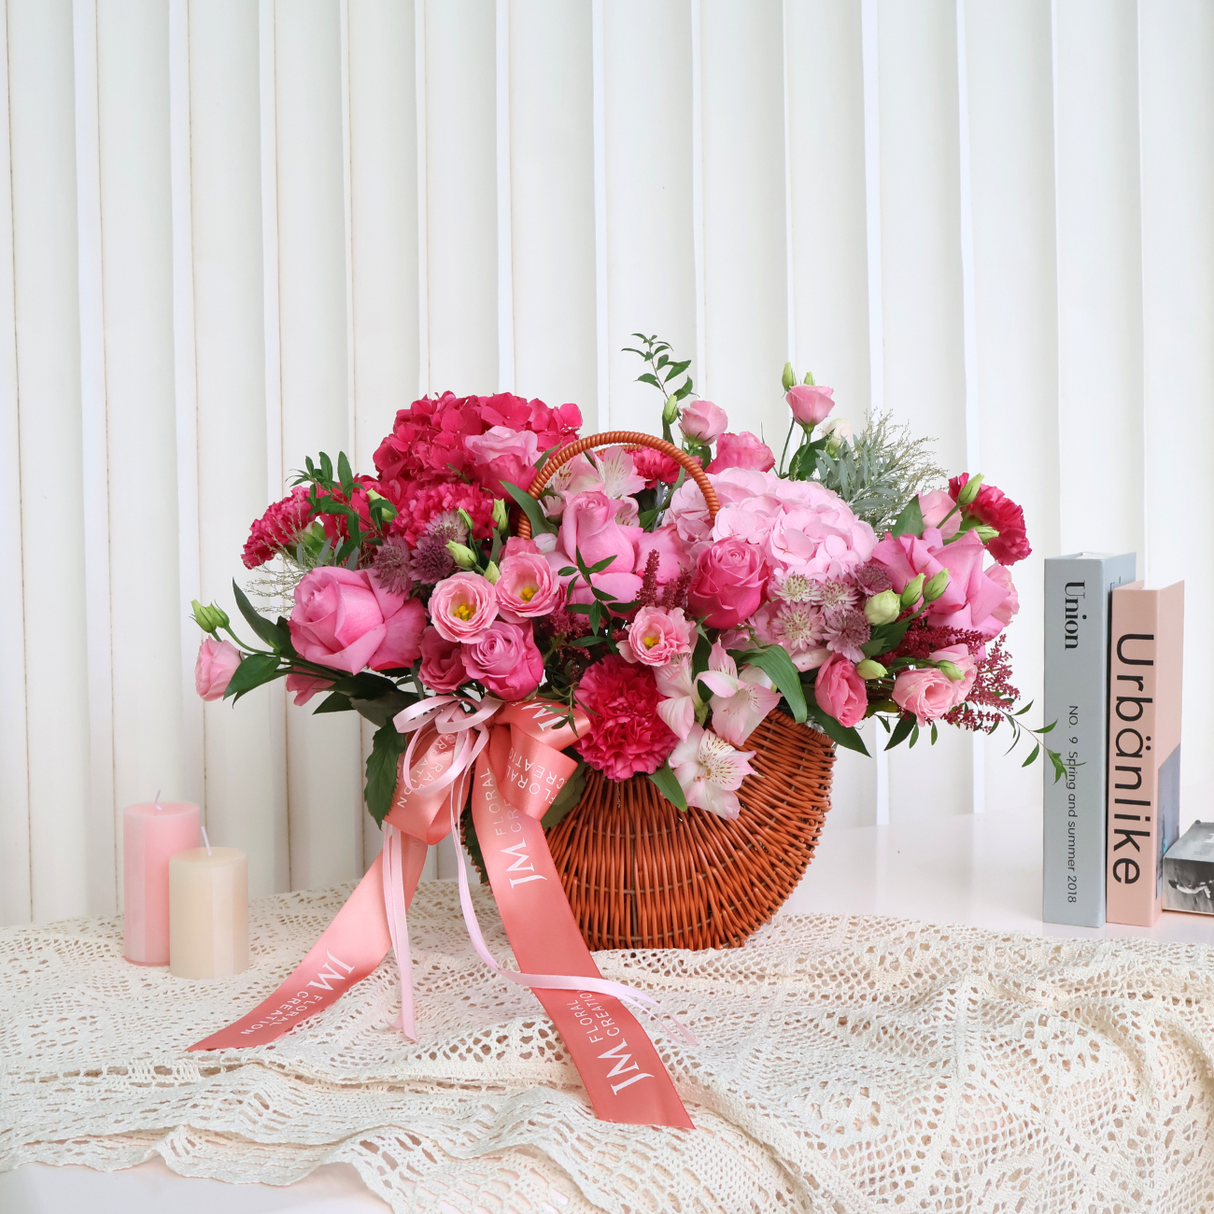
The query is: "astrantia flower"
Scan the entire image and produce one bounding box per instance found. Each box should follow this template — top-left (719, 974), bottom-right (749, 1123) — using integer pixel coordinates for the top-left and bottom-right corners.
top-left (821, 606), bottom-right (871, 663)
top-left (411, 536), bottom-right (457, 584)
top-left (768, 601), bottom-right (825, 652)
top-left (853, 561), bottom-right (892, 595)
top-left (772, 573), bottom-right (815, 603)
top-left (698, 642), bottom-right (782, 748)
top-left (808, 579), bottom-right (859, 610)
top-left (670, 725), bottom-right (756, 819)
top-left (373, 536), bottom-right (414, 597)
top-left (575, 655), bottom-right (677, 781)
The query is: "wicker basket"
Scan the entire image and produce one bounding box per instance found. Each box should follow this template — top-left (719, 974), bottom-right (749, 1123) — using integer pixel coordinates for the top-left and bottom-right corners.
top-left (515, 431), bottom-right (836, 950)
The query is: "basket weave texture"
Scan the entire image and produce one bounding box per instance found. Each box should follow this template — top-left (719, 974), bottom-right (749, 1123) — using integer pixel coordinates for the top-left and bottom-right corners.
top-left (545, 712), bottom-right (835, 950)
top-left (513, 430), bottom-right (836, 949)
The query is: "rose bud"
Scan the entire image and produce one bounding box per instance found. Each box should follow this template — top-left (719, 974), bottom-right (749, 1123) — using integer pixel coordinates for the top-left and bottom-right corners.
top-left (863, 590), bottom-right (901, 626)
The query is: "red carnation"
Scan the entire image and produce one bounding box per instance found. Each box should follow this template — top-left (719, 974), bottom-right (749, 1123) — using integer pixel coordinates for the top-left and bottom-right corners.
top-left (948, 474), bottom-right (1031, 566)
top-left (575, 655), bottom-right (677, 782)
top-left (242, 486), bottom-right (314, 569)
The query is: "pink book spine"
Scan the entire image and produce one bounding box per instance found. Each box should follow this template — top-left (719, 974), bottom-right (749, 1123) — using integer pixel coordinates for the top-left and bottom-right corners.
top-left (1106, 583), bottom-right (1184, 927)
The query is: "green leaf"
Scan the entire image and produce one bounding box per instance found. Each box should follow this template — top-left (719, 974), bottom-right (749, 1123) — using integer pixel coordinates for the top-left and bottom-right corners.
top-left (541, 762), bottom-right (586, 829)
top-left (231, 581), bottom-right (289, 650)
top-left (908, 723), bottom-right (920, 748)
top-left (663, 359), bottom-right (691, 380)
top-left (500, 479), bottom-right (557, 535)
top-left (861, 617), bottom-right (912, 658)
top-left (1047, 748), bottom-right (1067, 783)
top-left (1022, 742), bottom-right (1040, 768)
top-left (223, 652), bottom-right (283, 700)
top-left (337, 451), bottom-right (354, 493)
top-left (313, 692), bottom-right (354, 714)
top-left (737, 644), bottom-right (807, 723)
top-left (803, 699), bottom-right (871, 755)
top-left (885, 713), bottom-right (915, 750)
top-left (636, 373), bottom-right (662, 389)
top-left (930, 722), bottom-right (938, 744)
top-left (364, 723), bottom-right (407, 827)
top-left (648, 763), bottom-right (688, 811)
top-left (319, 451), bottom-right (333, 482)
top-left (890, 496), bottom-right (925, 538)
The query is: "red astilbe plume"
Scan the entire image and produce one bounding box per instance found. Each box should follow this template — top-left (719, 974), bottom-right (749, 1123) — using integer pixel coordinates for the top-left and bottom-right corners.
top-left (636, 549), bottom-right (662, 608)
top-left (882, 619), bottom-right (988, 663)
top-left (943, 636), bottom-right (1021, 733)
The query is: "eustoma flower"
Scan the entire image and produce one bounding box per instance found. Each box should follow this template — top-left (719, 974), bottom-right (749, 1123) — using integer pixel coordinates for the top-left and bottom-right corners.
top-left (429, 572), bottom-right (498, 643)
top-left (495, 545), bottom-right (562, 621)
top-left (195, 638), bottom-right (241, 701)
top-left (670, 726), bottom-right (756, 819)
top-left (623, 606), bottom-right (695, 667)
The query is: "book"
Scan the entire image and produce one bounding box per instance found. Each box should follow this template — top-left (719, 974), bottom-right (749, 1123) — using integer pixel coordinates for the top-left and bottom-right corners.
top-left (1105, 580), bottom-right (1184, 927)
top-left (1042, 552), bottom-right (1136, 927)
top-left (1162, 821), bottom-right (1214, 915)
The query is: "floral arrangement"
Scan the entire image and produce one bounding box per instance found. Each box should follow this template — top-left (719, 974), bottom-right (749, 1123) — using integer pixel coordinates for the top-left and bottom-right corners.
top-left (192, 335), bottom-right (1060, 837)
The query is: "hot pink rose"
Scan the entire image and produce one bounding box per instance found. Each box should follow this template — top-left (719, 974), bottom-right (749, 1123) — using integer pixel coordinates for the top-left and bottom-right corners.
top-left (461, 620), bottom-right (543, 701)
top-left (918, 489), bottom-right (961, 539)
top-left (813, 654), bottom-right (867, 727)
top-left (892, 666), bottom-right (956, 725)
top-left (786, 384), bottom-right (835, 426)
top-left (624, 606), bottom-right (695, 667)
top-left (871, 527), bottom-right (1012, 638)
top-left (679, 399), bottom-right (728, 442)
top-left (195, 638), bottom-right (241, 701)
top-left (687, 537), bottom-right (768, 629)
top-left (418, 626), bottom-right (468, 692)
top-left (707, 431), bottom-right (775, 474)
top-left (290, 567), bottom-right (425, 674)
top-left (429, 572), bottom-right (498, 643)
top-left (286, 671), bottom-right (333, 706)
top-left (496, 549), bottom-right (562, 621)
top-left (549, 489), bottom-right (643, 604)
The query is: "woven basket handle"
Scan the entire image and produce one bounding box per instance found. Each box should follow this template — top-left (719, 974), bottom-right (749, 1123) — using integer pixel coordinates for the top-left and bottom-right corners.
top-left (516, 430), bottom-right (720, 540)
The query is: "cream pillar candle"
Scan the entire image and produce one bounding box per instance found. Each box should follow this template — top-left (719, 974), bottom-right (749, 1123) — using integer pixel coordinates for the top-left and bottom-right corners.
top-left (123, 801), bottom-right (201, 965)
top-left (169, 846), bottom-right (249, 979)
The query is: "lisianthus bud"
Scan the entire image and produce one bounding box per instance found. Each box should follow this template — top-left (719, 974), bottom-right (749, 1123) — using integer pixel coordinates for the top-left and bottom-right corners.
top-left (973, 524), bottom-right (1000, 542)
top-left (484, 560), bottom-right (501, 584)
top-left (819, 416), bottom-right (853, 455)
top-left (856, 659), bottom-right (887, 680)
top-left (781, 362), bottom-right (796, 391)
top-left (900, 574), bottom-right (926, 607)
top-left (957, 473), bottom-right (984, 506)
top-left (922, 569), bottom-right (950, 602)
top-left (662, 396), bottom-right (680, 426)
top-left (863, 590), bottom-right (901, 626)
top-left (937, 660), bottom-right (964, 681)
top-left (191, 600), bottom-right (230, 635)
top-left (492, 497), bottom-right (509, 530)
top-left (457, 508), bottom-right (476, 537)
top-left (446, 541), bottom-right (477, 569)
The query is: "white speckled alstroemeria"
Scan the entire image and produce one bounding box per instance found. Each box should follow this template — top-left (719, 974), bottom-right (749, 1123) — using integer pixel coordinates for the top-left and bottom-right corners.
top-left (654, 656), bottom-right (700, 740)
top-left (697, 642), bottom-right (782, 748)
top-left (670, 725), bottom-right (756, 819)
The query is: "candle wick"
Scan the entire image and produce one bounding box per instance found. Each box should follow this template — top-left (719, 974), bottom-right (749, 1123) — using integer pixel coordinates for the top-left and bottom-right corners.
top-left (201, 825), bottom-right (213, 856)
top-left (154, 788), bottom-right (162, 812)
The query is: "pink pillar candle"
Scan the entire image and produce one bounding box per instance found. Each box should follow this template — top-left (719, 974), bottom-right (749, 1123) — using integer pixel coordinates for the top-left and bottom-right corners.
top-left (123, 801), bottom-right (200, 964)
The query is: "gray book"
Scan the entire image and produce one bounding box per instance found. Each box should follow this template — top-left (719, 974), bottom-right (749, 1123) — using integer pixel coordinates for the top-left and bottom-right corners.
top-left (1042, 552), bottom-right (1136, 926)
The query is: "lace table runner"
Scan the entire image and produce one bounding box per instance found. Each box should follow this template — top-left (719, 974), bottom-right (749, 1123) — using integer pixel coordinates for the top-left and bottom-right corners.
top-left (3, 879), bottom-right (1214, 1213)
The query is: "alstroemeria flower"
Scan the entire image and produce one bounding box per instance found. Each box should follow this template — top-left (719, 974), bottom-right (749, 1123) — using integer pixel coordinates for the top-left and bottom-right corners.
top-left (698, 642), bottom-right (782, 747)
top-left (654, 656), bottom-right (700, 740)
top-left (670, 725), bottom-right (756, 819)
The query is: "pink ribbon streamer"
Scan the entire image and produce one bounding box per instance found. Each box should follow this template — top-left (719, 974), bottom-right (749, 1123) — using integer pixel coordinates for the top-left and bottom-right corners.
top-left (189, 694), bottom-right (694, 1129)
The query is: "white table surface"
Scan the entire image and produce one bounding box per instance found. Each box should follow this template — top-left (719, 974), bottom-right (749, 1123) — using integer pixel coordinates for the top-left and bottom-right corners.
top-left (7, 802), bottom-right (1212, 1211)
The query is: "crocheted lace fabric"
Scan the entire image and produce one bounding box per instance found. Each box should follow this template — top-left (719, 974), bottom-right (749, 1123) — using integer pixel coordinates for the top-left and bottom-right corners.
top-left (3, 880), bottom-right (1214, 1213)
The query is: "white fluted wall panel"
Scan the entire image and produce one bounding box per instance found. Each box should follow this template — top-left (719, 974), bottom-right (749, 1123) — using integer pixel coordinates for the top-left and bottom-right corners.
top-left (2, 0), bottom-right (1212, 923)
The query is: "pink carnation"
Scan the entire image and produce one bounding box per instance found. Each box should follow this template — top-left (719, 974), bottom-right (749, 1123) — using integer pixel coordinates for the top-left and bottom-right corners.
top-left (575, 655), bottom-right (678, 781)
top-left (632, 447), bottom-right (681, 485)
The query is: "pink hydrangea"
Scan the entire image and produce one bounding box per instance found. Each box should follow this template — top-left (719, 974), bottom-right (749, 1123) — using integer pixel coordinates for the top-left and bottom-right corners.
top-left (575, 655), bottom-right (678, 781)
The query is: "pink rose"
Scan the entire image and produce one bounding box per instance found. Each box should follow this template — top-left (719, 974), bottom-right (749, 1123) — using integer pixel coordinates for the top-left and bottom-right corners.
top-left (624, 606), bottom-right (695, 667)
top-left (496, 549), bottom-right (562, 621)
top-left (633, 526), bottom-right (692, 585)
top-left (813, 654), bottom-right (867, 727)
top-left (687, 538), bottom-right (768, 629)
top-left (418, 626), bottom-right (468, 692)
top-left (549, 490), bottom-right (643, 604)
top-left (463, 425), bottom-right (540, 492)
top-left (679, 399), bottom-right (728, 442)
top-left (290, 567), bottom-right (426, 674)
top-left (871, 527), bottom-right (1011, 638)
top-left (429, 572), bottom-right (498, 643)
top-left (707, 431), bottom-right (775, 474)
top-left (892, 666), bottom-right (956, 725)
top-left (986, 564), bottom-right (1019, 628)
top-left (461, 620), bottom-right (543, 701)
top-left (286, 671), bottom-right (333, 706)
top-left (918, 489), bottom-right (960, 539)
top-left (195, 638), bottom-right (241, 701)
top-left (786, 384), bottom-right (835, 426)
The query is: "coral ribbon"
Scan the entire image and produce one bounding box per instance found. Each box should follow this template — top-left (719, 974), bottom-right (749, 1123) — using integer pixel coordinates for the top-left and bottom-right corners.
top-left (188, 696), bottom-right (694, 1130)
